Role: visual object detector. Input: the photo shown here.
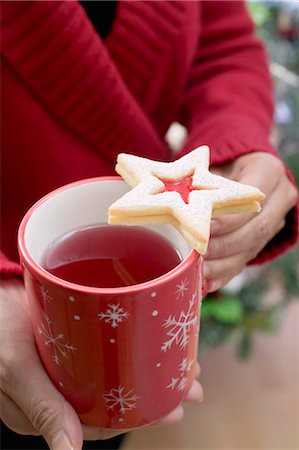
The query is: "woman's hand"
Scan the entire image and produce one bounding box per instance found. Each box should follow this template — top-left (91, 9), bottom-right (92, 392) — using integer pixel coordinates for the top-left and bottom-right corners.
top-left (0, 279), bottom-right (203, 450)
top-left (203, 152), bottom-right (298, 293)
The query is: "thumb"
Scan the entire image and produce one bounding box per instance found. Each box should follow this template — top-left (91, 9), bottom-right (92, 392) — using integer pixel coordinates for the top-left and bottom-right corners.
top-left (5, 351), bottom-right (83, 450)
top-left (0, 281), bottom-right (83, 450)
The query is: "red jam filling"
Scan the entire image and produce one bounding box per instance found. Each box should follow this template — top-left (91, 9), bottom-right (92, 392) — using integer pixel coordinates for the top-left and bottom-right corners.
top-left (157, 176), bottom-right (194, 204)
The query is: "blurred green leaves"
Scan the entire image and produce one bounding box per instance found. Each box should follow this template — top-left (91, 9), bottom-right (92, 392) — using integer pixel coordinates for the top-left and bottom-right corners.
top-left (201, 296), bottom-right (243, 324)
top-left (200, 247), bottom-right (298, 359)
top-left (248, 2), bottom-right (272, 28)
top-left (272, 247), bottom-right (299, 297)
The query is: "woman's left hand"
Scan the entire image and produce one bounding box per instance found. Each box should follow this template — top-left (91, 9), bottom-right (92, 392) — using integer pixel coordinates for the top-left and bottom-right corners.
top-left (203, 152), bottom-right (298, 293)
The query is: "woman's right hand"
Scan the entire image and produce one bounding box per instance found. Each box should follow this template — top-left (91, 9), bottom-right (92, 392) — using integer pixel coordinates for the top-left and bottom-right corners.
top-left (0, 278), bottom-right (203, 450)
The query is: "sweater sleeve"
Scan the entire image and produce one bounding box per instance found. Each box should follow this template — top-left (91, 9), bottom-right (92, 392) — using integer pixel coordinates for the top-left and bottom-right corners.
top-left (0, 251), bottom-right (23, 277)
top-left (177, 0), bottom-right (298, 264)
top-left (178, 0), bottom-right (276, 163)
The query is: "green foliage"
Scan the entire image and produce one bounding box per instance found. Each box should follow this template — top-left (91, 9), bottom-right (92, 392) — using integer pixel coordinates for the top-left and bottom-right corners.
top-left (272, 248), bottom-right (299, 296)
top-left (240, 305), bottom-right (282, 333)
top-left (201, 296), bottom-right (243, 324)
top-left (248, 2), bottom-right (272, 28)
top-left (283, 153), bottom-right (299, 187)
top-left (199, 320), bottom-right (230, 349)
top-left (199, 253), bottom-right (297, 358)
top-left (238, 332), bottom-right (252, 360)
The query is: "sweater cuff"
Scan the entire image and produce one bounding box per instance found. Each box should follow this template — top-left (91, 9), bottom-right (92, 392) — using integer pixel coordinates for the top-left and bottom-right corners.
top-left (0, 251), bottom-right (23, 277)
top-left (179, 122), bottom-right (278, 166)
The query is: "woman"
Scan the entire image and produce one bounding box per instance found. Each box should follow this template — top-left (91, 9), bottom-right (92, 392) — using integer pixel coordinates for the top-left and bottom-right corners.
top-left (1, 1), bottom-right (298, 450)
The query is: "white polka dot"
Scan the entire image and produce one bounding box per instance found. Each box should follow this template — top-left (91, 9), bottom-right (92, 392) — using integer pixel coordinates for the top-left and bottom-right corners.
top-left (74, 315), bottom-right (80, 320)
top-left (59, 381), bottom-right (64, 387)
top-left (152, 310), bottom-right (158, 317)
top-left (151, 291), bottom-right (157, 298)
top-left (110, 338), bottom-right (116, 344)
top-left (118, 417), bottom-right (124, 422)
top-left (156, 362), bottom-right (161, 368)
top-left (69, 296), bottom-right (75, 302)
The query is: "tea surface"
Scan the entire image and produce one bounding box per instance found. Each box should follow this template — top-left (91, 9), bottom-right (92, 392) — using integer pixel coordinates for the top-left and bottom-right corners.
top-left (42, 224), bottom-right (181, 288)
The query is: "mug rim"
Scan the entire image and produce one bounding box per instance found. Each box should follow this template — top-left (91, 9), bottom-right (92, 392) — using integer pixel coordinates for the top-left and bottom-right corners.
top-left (18, 176), bottom-right (199, 295)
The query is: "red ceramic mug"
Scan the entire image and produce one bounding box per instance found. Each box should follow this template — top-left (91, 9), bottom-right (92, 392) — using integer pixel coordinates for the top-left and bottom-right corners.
top-left (18, 177), bottom-right (202, 429)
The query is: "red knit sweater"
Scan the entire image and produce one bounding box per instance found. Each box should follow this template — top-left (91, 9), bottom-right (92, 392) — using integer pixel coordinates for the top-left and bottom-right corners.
top-left (1, 0), bottom-right (298, 275)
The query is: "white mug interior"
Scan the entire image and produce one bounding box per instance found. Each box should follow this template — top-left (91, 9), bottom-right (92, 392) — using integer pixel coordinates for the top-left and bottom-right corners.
top-left (24, 179), bottom-right (191, 268)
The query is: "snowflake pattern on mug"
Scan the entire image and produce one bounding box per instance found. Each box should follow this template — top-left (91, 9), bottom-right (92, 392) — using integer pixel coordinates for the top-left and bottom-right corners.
top-left (103, 386), bottom-right (139, 414)
top-left (175, 277), bottom-right (189, 299)
top-left (38, 283), bottom-right (52, 304)
top-left (161, 294), bottom-right (198, 352)
top-left (97, 303), bottom-right (129, 328)
top-left (166, 357), bottom-right (194, 392)
top-left (38, 314), bottom-right (76, 365)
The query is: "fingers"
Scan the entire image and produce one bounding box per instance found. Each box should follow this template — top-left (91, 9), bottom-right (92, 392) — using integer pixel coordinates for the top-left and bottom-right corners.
top-left (0, 283), bottom-right (83, 450)
top-left (194, 361), bottom-right (201, 379)
top-left (204, 177), bottom-right (295, 291)
top-left (155, 404), bottom-right (184, 426)
top-left (184, 380), bottom-right (204, 403)
top-left (0, 390), bottom-right (38, 436)
top-left (1, 344), bottom-right (83, 450)
top-left (207, 176), bottom-right (294, 260)
top-left (204, 215), bottom-right (286, 291)
top-left (157, 374), bottom-right (203, 426)
top-left (210, 153), bottom-right (286, 239)
top-left (203, 253), bottom-right (247, 292)
top-left (211, 210), bottom-right (258, 237)
top-left (81, 425), bottom-right (126, 441)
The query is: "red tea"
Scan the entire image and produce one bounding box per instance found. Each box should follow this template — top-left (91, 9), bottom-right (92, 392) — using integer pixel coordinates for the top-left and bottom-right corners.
top-left (42, 224), bottom-right (181, 288)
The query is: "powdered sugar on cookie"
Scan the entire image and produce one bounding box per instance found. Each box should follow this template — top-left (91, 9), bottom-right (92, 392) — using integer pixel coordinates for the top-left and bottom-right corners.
top-left (108, 146), bottom-right (265, 254)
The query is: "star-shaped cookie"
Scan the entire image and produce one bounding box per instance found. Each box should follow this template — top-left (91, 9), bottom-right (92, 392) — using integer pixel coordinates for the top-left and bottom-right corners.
top-left (108, 146), bottom-right (265, 254)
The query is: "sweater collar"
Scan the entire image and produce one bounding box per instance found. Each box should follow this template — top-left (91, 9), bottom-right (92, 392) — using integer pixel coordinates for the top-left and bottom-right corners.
top-left (1, 1), bottom-right (186, 162)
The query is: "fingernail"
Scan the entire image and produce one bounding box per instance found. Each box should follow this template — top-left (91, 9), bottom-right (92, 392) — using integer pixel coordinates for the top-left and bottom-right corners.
top-left (51, 431), bottom-right (74, 450)
top-left (209, 280), bottom-right (221, 293)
